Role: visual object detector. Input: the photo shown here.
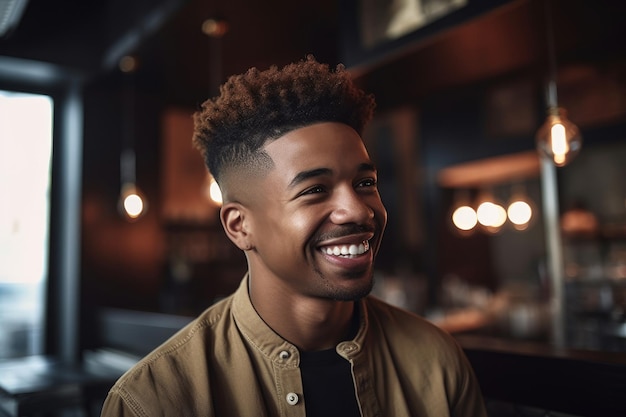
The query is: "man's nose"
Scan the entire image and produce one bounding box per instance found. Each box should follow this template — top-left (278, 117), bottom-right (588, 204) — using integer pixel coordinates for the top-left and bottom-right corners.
top-left (329, 187), bottom-right (374, 225)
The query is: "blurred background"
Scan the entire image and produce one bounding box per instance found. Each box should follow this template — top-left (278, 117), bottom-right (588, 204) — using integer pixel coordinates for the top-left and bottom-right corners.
top-left (1, 0), bottom-right (625, 415)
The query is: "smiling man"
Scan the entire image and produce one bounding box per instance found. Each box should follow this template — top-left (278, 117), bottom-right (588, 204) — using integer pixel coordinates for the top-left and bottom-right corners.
top-left (101, 56), bottom-right (486, 417)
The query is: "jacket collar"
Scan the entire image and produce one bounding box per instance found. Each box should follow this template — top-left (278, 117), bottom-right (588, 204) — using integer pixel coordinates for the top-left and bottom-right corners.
top-left (231, 273), bottom-right (370, 361)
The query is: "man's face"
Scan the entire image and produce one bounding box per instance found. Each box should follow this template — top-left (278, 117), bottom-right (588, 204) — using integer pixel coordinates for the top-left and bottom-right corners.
top-left (244, 122), bottom-right (387, 301)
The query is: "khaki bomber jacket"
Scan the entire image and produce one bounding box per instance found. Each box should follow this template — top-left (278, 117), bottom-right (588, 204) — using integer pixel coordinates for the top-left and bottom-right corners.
top-left (100, 275), bottom-right (487, 417)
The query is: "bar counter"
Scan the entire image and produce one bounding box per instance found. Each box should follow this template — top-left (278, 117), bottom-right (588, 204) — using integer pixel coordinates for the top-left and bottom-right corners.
top-left (456, 334), bottom-right (626, 417)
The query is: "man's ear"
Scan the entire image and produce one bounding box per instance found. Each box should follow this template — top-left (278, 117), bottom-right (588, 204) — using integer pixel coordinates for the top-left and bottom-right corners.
top-left (220, 202), bottom-right (253, 251)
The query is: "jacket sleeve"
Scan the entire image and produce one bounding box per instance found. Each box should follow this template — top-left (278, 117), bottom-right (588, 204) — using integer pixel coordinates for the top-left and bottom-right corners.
top-left (450, 342), bottom-right (488, 417)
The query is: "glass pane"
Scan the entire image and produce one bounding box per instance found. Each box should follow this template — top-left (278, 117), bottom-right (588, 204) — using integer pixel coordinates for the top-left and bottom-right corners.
top-left (0, 90), bottom-right (53, 359)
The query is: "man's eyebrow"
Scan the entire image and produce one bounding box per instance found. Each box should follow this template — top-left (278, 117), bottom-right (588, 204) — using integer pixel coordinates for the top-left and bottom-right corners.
top-left (288, 168), bottom-right (332, 189)
top-left (287, 162), bottom-right (377, 190)
top-left (358, 162), bottom-right (377, 173)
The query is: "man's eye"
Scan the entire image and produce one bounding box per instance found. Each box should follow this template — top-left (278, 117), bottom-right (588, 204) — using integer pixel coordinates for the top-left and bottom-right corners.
top-left (357, 178), bottom-right (377, 188)
top-left (302, 185), bottom-right (325, 195)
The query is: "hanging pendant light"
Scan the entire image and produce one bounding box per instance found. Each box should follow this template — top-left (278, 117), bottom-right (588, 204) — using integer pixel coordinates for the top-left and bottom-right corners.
top-left (535, 0), bottom-right (582, 167)
top-left (119, 149), bottom-right (147, 221)
top-left (507, 183), bottom-right (535, 231)
top-left (476, 189), bottom-right (507, 234)
top-left (536, 101), bottom-right (582, 167)
top-left (198, 17), bottom-right (228, 209)
top-left (118, 55), bottom-right (147, 221)
top-left (450, 189), bottom-right (477, 235)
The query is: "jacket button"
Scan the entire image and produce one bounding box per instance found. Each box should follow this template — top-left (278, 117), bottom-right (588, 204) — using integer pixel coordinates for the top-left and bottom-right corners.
top-left (279, 350), bottom-right (290, 359)
top-left (337, 341), bottom-right (359, 354)
top-left (286, 392), bottom-right (299, 405)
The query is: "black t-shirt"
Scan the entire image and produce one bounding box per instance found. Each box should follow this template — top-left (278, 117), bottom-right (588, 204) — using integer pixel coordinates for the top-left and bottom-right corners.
top-left (300, 348), bottom-right (360, 417)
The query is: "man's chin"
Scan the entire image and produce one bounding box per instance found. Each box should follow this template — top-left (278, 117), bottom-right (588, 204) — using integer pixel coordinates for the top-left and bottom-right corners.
top-left (329, 276), bottom-right (374, 301)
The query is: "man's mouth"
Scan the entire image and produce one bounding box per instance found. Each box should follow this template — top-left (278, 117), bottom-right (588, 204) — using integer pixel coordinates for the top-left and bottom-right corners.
top-left (319, 240), bottom-right (370, 258)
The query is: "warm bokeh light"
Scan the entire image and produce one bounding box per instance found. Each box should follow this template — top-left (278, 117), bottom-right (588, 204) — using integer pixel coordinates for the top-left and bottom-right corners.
top-left (452, 205), bottom-right (477, 231)
top-left (119, 183), bottom-right (147, 221)
top-left (508, 200), bottom-right (532, 227)
top-left (119, 55), bottom-right (138, 73)
top-left (536, 108), bottom-right (582, 167)
top-left (202, 19), bottom-right (229, 38)
top-left (123, 192), bottom-right (145, 219)
top-left (208, 177), bottom-right (223, 205)
top-left (477, 201), bottom-right (507, 228)
top-left (550, 122), bottom-right (568, 165)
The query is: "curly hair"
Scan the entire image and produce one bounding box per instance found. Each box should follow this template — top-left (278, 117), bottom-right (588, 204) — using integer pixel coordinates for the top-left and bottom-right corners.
top-left (192, 55), bottom-right (376, 184)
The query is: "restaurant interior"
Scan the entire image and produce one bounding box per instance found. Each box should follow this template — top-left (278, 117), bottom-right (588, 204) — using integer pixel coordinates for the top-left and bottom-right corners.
top-left (0, 0), bottom-right (625, 415)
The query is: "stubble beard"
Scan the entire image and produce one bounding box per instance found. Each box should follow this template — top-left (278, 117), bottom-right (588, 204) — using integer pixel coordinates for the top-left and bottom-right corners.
top-left (313, 265), bottom-right (375, 301)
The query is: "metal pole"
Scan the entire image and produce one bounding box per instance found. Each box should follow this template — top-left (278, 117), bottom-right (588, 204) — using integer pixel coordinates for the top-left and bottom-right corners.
top-left (540, 154), bottom-right (565, 348)
top-left (56, 81), bottom-right (83, 363)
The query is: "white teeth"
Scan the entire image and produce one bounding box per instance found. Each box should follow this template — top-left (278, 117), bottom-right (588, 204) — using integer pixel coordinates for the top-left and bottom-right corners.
top-left (322, 241), bottom-right (369, 257)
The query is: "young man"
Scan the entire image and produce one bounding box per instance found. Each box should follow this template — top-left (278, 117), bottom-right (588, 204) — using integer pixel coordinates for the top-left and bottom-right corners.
top-left (101, 56), bottom-right (486, 417)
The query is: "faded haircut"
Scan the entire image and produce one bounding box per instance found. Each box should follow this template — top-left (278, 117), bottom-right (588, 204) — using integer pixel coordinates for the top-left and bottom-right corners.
top-left (192, 55), bottom-right (376, 184)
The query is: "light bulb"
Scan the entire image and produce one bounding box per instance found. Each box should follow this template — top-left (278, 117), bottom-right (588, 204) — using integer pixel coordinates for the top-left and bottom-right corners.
top-left (506, 182), bottom-right (536, 231)
top-left (124, 193), bottom-right (144, 218)
top-left (508, 200), bottom-right (533, 229)
top-left (449, 189), bottom-right (477, 235)
top-left (203, 175), bottom-right (223, 205)
top-left (475, 190), bottom-right (506, 234)
top-left (536, 107), bottom-right (582, 167)
top-left (477, 201), bottom-right (507, 229)
top-left (119, 182), bottom-right (147, 221)
top-left (208, 177), bottom-right (223, 205)
top-left (452, 205), bottom-right (477, 231)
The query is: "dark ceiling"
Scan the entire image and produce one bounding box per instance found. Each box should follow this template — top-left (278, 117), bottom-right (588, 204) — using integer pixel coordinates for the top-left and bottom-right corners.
top-left (0, 0), bottom-right (339, 105)
top-left (1, 0), bottom-right (625, 109)
top-left (351, 0), bottom-right (626, 108)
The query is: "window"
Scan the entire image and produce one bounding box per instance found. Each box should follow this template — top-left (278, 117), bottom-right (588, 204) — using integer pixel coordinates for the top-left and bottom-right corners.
top-left (0, 90), bottom-right (53, 358)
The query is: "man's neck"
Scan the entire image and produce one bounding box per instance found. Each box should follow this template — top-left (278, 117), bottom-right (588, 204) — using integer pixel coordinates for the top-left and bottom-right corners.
top-left (249, 278), bottom-right (357, 352)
